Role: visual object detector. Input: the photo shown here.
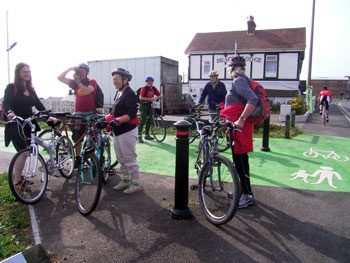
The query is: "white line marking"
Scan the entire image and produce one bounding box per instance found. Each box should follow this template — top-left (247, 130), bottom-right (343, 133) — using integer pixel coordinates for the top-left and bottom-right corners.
top-left (28, 205), bottom-right (41, 245)
top-left (337, 104), bottom-right (350, 123)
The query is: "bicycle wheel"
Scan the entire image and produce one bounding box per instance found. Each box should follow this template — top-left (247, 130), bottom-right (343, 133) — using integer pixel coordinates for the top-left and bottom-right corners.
top-left (186, 118), bottom-right (197, 144)
top-left (76, 152), bottom-right (102, 215)
top-left (56, 136), bottom-right (75, 178)
top-left (101, 134), bottom-right (112, 184)
top-left (194, 138), bottom-right (209, 177)
top-left (198, 154), bottom-right (240, 225)
top-left (217, 125), bottom-right (230, 152)
top-left (151, 114), bottom-right (166, 142)
top-left (38, 129), bottom-right (53, 153)
top-left (8, 148), bottom-right (48, 204)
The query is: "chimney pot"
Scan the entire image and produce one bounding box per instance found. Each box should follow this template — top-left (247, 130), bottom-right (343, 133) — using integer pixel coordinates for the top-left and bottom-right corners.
top-left (247, 16), bottom-right (256, 35)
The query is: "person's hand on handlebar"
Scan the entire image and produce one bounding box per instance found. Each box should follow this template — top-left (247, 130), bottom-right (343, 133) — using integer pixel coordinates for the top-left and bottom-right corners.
top-left (48, 117), bottom-right (59, 124)
top-left (6, 111), bottom-right (15, 121)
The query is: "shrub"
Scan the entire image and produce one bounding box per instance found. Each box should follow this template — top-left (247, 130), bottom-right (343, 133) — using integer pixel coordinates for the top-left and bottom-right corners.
top-left (288, 97), bottom-right (307, 115)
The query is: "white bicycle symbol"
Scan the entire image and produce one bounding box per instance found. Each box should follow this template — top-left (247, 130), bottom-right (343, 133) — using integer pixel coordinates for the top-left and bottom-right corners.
top-left (303, 147), bottom-right (349, 162)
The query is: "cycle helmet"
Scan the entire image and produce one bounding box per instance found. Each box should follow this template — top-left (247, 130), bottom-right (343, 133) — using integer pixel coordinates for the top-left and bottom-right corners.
top-left (145, 76), bottom-right (154, 82)
top-left (209, 71), bottom-right (219, 77)
top-left (111, 68), bottom-right (133, 81)
top-left (78, 63), bottom-right (89, 73)
top-left (323, 86), bottom-right (328, 90)
top-left (227, 56), bottom-right (246, 70)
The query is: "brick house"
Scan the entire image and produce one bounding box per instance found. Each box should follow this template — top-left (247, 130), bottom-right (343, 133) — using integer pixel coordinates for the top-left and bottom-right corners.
top-left (310, 78), bottom-right (349, 99)
top-left (184, 16), bottom-right (306, 104)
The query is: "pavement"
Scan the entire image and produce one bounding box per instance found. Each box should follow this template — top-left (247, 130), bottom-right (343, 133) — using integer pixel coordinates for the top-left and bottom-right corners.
top-left (1, 103), bottom-right (350, 263)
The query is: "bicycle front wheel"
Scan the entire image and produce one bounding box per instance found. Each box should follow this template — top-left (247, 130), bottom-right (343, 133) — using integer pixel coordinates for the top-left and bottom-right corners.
top-left (101, 135), bottom-right (112, 184)
top-left (56, 136), bottom-right (75, 178)
top-left (216, 125), bottom-right (230, 152)
top-left (198, 154), bottom-right (240, 225)
top-left (76, 152), bottom-right (102, 216)
top-left (151, 114), bottom-right (166, 142)
top-left (194, 138), bottom-right (208, 177)
top-left (8, 148), bottom-right (48, 204)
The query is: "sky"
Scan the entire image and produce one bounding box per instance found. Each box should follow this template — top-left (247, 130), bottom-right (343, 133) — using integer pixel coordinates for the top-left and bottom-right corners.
top-left (1, 0), bottom-right (349, 99)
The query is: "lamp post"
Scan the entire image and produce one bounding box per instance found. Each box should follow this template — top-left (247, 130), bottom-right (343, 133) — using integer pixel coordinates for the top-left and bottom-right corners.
top-left (6, 11), bottom-right (17, 83)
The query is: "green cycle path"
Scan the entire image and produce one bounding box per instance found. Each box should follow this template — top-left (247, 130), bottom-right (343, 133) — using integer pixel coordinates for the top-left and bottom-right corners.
top-left (0, 102), bottom-right (349, 263)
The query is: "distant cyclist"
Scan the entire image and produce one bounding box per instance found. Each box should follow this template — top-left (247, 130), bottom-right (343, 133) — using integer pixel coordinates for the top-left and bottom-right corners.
top-left (318, 86), bottom-right (332, 122)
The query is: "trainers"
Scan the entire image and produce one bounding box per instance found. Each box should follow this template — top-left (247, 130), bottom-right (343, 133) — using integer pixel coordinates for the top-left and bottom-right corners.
top-left (238, 194), bottom-right (255, 209)
top-left (113, 180), bottom-right (131, 191)
top-left (319, 111), bottom-right (322, 115)
top-left (123, 184), bottom-right (142, 194)
top-left (326, 117), bottom-right (329, 122)
top-left (138, 136), bottom-right (144, 143)
top-left (144, 135), bottom-right (154, 141)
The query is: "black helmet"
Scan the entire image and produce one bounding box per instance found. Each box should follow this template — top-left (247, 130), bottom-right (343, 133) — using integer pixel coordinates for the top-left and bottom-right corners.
top-left (323, 86), bottom-right (328, 90)
top-left (227, 56), bottom-right (246, 69)
top-left (78, 63), bottom-right (89, 73)
top-left (111, 68), bottom-right (132, 81)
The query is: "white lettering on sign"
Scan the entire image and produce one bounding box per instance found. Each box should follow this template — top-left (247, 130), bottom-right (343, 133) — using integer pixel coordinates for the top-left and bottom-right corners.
top-left (215, 56), bottom-right (262, 64)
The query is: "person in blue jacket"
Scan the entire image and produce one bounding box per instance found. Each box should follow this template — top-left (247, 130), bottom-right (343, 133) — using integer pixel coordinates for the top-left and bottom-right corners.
top-left (197, 71), bottom-right (227, 117)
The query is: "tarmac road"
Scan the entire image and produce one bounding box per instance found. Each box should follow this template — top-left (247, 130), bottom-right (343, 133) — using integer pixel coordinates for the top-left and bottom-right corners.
top-left (1, 103), bottom-right (350, 263)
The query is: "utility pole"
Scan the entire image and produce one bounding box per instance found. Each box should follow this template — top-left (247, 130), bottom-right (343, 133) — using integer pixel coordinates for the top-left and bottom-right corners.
top-left (307, 0), bottom-right (316, 86)
top-left (6, 11), bottom-right (17, 83)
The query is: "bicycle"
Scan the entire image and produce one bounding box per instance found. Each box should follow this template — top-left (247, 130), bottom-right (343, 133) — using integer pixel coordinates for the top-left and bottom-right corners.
top-left (150, 104), bottom-right (166, 142)
top-left (69, 114), bottom-right (116, 215)
top-left (185, 105), bottom-right (230, 152)
top-left (321, 101), bottom-right (328, 125)
top-left (195, 118), bottom-right (241, 225)
top-left (8, 110), bottom-right (75, 204)
top-left (39, 112), bottom-right (118, 184)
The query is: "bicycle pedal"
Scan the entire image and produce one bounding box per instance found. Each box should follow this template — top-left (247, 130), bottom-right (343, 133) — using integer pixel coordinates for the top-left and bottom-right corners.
top-left (190, 184), bottom-right (198, 190)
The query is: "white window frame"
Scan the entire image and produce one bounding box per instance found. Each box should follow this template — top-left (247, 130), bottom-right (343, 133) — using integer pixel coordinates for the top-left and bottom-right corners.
top-left (203, 61), bottom-right (211, 75)
top-left (265, 55), bottom-right (278, 78)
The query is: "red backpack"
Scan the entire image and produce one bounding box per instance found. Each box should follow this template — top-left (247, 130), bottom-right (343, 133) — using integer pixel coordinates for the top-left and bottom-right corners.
top-left (248, 80), bottom-right (270, 123)
top-left (1, 85), bottom-right (18, 121)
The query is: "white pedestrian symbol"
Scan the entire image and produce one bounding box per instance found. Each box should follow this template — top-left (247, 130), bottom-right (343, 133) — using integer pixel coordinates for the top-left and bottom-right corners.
top-left (310, 166), bottom-right (343, 189)
top-left (290, 166), bottom-right (343, 189)
top-left (290, 170), bottom-right (315, 183)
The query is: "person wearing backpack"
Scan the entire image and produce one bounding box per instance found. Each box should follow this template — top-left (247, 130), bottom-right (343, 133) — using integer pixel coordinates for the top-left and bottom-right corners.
top-left (137, 76), bottom-right (162, 143)
top-left (3, 62), bottom-right (47, 151)
top-left (58, 63), bottom-right (98, 167)
top-left (221, 56), bottom-right (259, 209)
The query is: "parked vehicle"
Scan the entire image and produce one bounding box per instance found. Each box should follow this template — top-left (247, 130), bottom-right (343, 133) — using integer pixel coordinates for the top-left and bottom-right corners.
top-left (88, 56), bottom-right (183, 115)
top-left (182, 93), bottom-right (196, 114)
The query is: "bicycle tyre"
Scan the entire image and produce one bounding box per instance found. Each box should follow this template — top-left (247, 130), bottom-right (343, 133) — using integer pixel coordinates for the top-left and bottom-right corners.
top-left (76, 152), bottom-right (102, 216)
top-left (56, 136), bottom-right (75, 178)
top-left (38, 129), bottom-right (53, 153)
top-left (198, 154), bottom-right (240, 225)
top-left (8, 148), bottom-right (49, 204)
top-left (217, 124), bottom-right (230, 152)
top-left (151, 114), bottom-right (166, 142)
top-left (194, 138), bottom-right (209, 177)
top-left (187, 118), bottom-right (197, 144)
top-left (101, 134), bottom-right (112, 184)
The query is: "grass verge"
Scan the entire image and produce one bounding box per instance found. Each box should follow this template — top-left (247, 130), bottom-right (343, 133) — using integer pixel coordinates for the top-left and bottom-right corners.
top-left (0, 172), bottom-right (33, 261)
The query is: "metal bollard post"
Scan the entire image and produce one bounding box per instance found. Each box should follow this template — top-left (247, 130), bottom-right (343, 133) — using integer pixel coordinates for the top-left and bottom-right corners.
top-left (170, 120), bottom-right (192, 220)
top-left (291, 110), bottom-right (296, 128)
top-left (285, 114), bottom-right (291, 139)
top-left (261, 116), bottom-right (270, 152)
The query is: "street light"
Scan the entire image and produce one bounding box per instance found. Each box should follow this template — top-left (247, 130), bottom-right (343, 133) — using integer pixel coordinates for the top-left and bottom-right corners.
top-left (6, 11), bottom-right (17, 83)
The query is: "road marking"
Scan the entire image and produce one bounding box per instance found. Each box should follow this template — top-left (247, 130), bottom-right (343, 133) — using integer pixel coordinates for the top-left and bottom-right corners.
top-left (28, 205), bottom-right (41, 245)
top-left (337, 103), bottom-right (350, 123)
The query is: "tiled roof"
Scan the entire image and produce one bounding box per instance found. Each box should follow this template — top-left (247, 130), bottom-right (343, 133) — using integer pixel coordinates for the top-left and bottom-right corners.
top-left (185, 27), bottom-right (306, 54)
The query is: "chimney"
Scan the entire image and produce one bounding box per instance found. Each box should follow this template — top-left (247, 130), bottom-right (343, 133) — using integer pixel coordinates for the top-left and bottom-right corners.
top-left (247, 16), bottom-right (256, 35)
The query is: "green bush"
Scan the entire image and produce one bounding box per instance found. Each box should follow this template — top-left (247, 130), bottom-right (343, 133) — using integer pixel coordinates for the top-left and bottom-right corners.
top-left (288, 97), bottom-right (307, 115)
top-left (270, 101), bottom-right (281, 113)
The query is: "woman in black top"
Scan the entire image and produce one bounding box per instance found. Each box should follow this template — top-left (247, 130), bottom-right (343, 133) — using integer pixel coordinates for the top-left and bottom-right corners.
top-left (3, 62), bottom-right (46, 151)
top-left (106, 68), bottom-right (141, 194)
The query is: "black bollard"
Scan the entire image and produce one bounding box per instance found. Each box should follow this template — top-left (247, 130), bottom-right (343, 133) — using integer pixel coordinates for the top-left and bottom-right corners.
top-left (261, 116), bottom-right (271, 152)
top-left (170, 120), bottom-right (193, 220)
top-left (285, 114), bottom-right (291, 139)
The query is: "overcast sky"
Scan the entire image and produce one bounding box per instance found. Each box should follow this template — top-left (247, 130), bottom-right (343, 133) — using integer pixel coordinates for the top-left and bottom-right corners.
top-left (1, 0), bottom-right (349, 99)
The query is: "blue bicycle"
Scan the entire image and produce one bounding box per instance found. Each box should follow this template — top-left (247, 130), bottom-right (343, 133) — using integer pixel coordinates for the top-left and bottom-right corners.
top-left (197, 119), bottom-right (241, 225)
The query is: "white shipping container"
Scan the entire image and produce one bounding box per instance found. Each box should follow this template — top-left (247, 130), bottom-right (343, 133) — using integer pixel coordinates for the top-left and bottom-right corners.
top-left (88, 56), bottom-right (182, 114)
